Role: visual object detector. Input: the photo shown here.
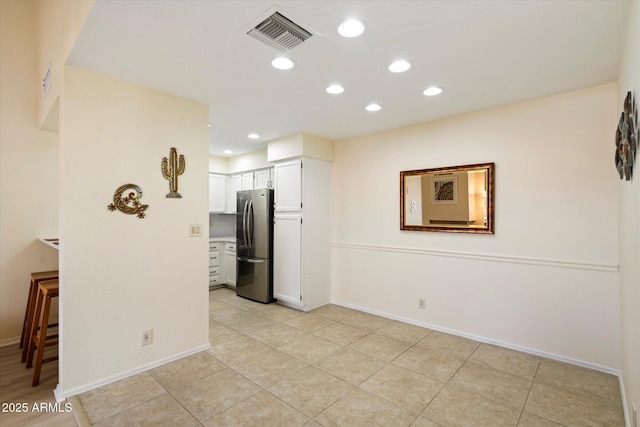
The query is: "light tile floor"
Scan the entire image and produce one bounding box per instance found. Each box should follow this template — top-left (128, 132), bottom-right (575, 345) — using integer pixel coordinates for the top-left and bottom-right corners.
top-left (76, 288), bottom-right (625, 426)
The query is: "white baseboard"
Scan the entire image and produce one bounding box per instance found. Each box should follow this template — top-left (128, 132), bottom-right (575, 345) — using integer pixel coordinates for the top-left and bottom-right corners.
top-left (0, 336), bottom-right (20, 348)
top-left (330, 298), bottom-right (621, 376)
top-left (619, 375), bottom-right (631, 427)
top-left (56, 343), bottom-right (211, 400)
top-left (54, 384), bottom-right (65, 403)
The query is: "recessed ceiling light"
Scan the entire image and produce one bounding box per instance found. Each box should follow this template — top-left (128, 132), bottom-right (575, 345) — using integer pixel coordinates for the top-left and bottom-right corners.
top-left (389, 60), bottom-right (411, 73)
top-left (208, 123), bottom-right (211, 127)
top-left (248, 133), bottom-right (260, 139)
top-left (365, 103), bottom-right (382, 112)
top-left (338, 18), bottom-right (365, 38)
top-left (326, 84), bottom-right (344, 94)
top-left (271, 57), bottom-right (294, 70)
top-left (423, 86), bottom-right (443, 96)
top-left (223, 150), bottom-right (233, 154)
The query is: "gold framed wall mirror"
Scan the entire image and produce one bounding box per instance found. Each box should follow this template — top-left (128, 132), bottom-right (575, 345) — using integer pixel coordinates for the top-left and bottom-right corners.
top-left (400, 163), bottom-right (495, 234)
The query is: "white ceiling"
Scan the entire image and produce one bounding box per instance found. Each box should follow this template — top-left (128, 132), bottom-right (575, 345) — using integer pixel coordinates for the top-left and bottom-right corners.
top-left (67, 1), bottom-right (630, 157)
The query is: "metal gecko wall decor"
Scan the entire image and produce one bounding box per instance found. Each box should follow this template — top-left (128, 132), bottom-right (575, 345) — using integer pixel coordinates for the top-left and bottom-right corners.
top-left (107, 183), bottom-right (149, 218)
top-left (161, 147), bottom-right (185, 198)
top-left (615, 91), bottom-right (638, 181)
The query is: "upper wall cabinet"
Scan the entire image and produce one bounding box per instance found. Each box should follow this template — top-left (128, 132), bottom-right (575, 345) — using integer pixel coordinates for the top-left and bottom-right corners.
top-left (242, 172), bottom-right (254, 191)
top-left (226, 174), bottom-right (242, 214)
top-left (208, 173), bottom-right (226, 212)
top-left (254, 168), bottom-right (273, 189)
top-left (274, 160), bottom-right (302, 212)
top-left (223, 168), bottom-right (274, 213)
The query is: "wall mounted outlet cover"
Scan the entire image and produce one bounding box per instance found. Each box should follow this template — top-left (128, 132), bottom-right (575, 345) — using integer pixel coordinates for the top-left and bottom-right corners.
top-left (141, 329), bottom-right (153, 346)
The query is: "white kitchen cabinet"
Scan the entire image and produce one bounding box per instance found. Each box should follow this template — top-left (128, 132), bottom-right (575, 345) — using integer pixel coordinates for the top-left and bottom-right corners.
top-left (224, 242), bottom-right (237, 288)
top-left (242, 172), bottom-right (254, 191)
top-left (226, 174), bottom-right (242, 213)
top-left (209, 267), bottom-right (221, 286)
top-left (254, 168), bottom-right (273, 189)
top-left (273, 157), bottom-right (331, 311)
top-left (274, 159), bottom-right (302, 212)
top-left (274, 214), bottom-right (302, 307)
top-left (208, 241), bottom-right (223, 287)
top-left (209, 174), bottom-right (226, 213)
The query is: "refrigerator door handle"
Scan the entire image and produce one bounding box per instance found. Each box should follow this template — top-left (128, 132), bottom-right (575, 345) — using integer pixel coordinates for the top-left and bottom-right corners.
top-left (237, 257), bottom-right (265, 264)
top-left (242, 200), bottom-right (249, 248)
top-left (247, 199), bottom-right (254, 249)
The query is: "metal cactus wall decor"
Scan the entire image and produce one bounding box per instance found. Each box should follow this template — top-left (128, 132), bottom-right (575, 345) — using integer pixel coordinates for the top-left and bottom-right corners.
top-left (107, 183), bottom-right (149, 219)
top-left (161, 147), bottom-right (186, 198)
top-left (615, 91), bottom-right (638, 181)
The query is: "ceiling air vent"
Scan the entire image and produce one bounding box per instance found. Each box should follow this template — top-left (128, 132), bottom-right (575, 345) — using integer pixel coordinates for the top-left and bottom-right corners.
top-left (247, 12), bottom-right (313, 51)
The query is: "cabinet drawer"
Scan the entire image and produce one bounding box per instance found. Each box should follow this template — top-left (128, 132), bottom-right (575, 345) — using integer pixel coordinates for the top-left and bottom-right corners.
top-left (209, 252), bottom-right (220, 267)
top-left (209, 275), bottom-right (221, 285)
top-left (225, 243), bottom-right (236, 253)
top-left (209, 266), bottom-right (220, 277)
top-left (209, 241), bottom-right (221, 251)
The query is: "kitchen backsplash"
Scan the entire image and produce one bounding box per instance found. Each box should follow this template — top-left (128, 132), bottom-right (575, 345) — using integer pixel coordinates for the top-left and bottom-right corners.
top-left (210, 213), bottom-right (235, 238)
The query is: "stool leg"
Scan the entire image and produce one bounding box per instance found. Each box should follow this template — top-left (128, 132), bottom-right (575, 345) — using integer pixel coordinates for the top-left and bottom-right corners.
top-left (19, 279), bottom-right (37, 349)
top-left (32, 292), bottom-right (53, 387)
top-left (25, 289), bottom-right (44, 369)
top-left (22, 275), bottom-right (59, 363)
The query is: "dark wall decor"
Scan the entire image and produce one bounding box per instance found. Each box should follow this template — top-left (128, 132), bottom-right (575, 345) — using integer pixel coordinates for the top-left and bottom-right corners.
top-left (161, 147), bottom-right (185, 198)
top-left (107, 183), bottom-right (149, 218)
top-left (400, 163), bottom-right (495, 234)
top-left (615, 91), bottom-right (638, 181)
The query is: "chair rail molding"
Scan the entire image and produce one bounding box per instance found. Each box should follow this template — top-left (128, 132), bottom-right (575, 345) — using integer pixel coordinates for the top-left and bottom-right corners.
top-left (331, 242), bottom-right (619, 273)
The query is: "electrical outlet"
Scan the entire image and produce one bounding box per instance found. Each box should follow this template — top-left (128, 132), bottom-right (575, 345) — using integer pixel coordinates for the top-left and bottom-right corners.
top-left (418, 298), bottom-right (426, 309)
top-left (141, 329), bottom-right (153, 346)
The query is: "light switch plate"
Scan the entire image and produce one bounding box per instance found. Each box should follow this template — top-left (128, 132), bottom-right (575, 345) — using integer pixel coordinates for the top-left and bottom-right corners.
top-left (189, 224), bottom-right (202, 237)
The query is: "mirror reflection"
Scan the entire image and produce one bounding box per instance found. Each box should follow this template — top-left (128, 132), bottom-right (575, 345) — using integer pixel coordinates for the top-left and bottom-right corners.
top-left (400, 163), bottom-right (494, 234)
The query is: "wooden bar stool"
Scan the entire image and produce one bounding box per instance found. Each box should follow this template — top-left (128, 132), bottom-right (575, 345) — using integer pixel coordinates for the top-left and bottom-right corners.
top-left (20, 270), bottom-right (59, 363)
top-left (26, 279), bottom-right (59, 386)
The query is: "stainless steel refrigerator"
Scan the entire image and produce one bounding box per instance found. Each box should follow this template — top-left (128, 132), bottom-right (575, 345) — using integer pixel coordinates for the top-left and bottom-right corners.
top-left (236, 189), bottom-right (275, 303)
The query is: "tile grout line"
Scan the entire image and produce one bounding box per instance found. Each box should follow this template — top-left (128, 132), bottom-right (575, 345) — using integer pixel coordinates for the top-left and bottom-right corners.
top-left (211, 290), bottom-right (444, 424)
top-left (210, 293), bottom-right (342, 424)
top-left (419, 339), bottom-right (483, 424)
top-left (516, 360), bottom-right (541, 426)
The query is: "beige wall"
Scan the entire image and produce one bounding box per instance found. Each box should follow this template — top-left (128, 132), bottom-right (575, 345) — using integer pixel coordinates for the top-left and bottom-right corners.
top-left (332, 83), bottom-right (620, 370)
top-left (209, 149), bottom-right (272, 174)
top-left (617, 1), bottom-right (640, 422)
top-left (268, 133), bottom-right (334, 162)
top-left (36, 0), bottom-right (94, 129)
top-left (208, 155), bottom-right (228, 174)
top-left (0, 0), bottom-right (60, 344)
top-left (227, 148), bottom-right (270, 174)
top-left (60, 66), bottom-right (210, 395)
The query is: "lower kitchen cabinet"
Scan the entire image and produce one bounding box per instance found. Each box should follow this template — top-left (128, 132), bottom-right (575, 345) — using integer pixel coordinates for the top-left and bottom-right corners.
top-left (209, 239), bottom-right (237, 289)
top-left (208, 241), bottom-right (222, 287)
top-left (273, 215), bottom-right (302, 307)
top-left (225, 242), bottom-right (237, 288)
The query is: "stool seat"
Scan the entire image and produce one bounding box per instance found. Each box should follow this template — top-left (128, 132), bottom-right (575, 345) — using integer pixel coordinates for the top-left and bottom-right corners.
top-left (20, 270), bottom-right (59, 364)
top-left (26, 279), bottom-right (59, 386)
